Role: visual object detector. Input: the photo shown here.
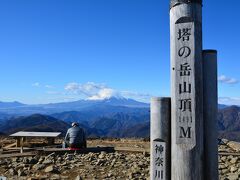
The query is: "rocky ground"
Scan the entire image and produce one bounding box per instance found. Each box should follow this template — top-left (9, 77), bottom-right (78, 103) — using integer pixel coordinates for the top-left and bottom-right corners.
top-left (0, 138), bottom-right (240, 180)
top-left (0, 151), bottom-right (149, 180)
top-left (219, 139), bottom-right (240, 180)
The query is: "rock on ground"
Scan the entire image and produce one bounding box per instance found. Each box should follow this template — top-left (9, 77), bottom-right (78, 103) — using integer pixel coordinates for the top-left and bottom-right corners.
top-left (0, 139), bottom-right (240, 179)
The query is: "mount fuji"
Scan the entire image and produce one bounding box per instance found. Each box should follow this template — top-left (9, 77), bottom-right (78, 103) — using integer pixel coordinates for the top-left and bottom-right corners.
top-left (0, 97), bottom-right (149, 116)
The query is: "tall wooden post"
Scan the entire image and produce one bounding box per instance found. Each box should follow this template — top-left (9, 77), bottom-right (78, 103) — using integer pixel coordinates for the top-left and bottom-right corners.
top-left (150, 97), bottom-right (171, 180)
top-left (170, 0), bottom-right (203, 179)
top-left (203, 50), bottom-right (219, 180)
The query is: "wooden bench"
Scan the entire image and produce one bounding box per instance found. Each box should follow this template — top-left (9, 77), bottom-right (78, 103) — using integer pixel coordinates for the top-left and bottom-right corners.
top-left (10, 131), bottom-right (61, 147)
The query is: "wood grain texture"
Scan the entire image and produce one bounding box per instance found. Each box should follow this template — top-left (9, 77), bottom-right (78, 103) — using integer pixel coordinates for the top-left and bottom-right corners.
top-left (150, 97), bottom-right (171, 180)
top-left (203, 50), bottom-right (218, 180)
top-left (174, 22), bottom-right (196, 147)
top-left (170, 3), bottom-right (203, 180)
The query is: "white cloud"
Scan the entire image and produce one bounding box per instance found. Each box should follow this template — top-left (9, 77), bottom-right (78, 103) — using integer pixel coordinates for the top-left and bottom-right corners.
top-left (64, 82), bottom-right (151, 102)
top-left (32, 83), bottom-right (55, 89)
top-left (65, 82), bottom-right (79, 92)
top-left (46, 91), bottom-right (60, 95)
top-left (64, 82), bottom-right (106, 97)
top-left (88, 88), bottom-right (119, 100)
top-left (219, 97), bottom-right (240, 105)
top-left (45, 85), bottom-right (54, 89)
top-left (218, 75), bottom-right (239, 84)
top-left (32, 82), bottom-right (40, 87)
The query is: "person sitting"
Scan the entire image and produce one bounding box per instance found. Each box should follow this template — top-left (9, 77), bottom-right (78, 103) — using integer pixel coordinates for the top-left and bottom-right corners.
top-left (64, 122), bottom-right (86, 149)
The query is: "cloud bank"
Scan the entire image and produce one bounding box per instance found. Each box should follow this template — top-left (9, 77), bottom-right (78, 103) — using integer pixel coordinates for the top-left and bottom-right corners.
top-left (64, 82), bottom-right (120, 100)
top-left (218, 75), bottom-right (239, 84)
top-left (64, 82), bottom-right (151, 102)
top-left (219, 97), bottom-right (240, 106)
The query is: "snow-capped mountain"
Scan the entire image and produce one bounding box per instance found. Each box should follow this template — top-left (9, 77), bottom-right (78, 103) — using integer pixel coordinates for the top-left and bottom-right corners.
top-left (0, 97), bottom-right (149, 115)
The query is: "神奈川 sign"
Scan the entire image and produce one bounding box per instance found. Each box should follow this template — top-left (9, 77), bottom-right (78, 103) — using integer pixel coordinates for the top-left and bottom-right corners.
top-left (152, 140), bottom-right (166, 180)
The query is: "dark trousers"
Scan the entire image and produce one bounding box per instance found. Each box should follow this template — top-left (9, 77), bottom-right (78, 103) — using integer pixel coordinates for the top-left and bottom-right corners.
top-left (66, 142), bottom-right (86, 148)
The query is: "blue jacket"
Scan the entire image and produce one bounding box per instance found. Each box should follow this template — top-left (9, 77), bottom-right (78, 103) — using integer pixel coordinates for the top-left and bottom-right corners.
top-left (65, 126), bottom-right (86, 145)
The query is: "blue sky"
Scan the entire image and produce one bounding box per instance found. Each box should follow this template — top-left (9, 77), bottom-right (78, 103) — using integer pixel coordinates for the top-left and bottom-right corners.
top-left (0, 0), bottom-right (239, 105)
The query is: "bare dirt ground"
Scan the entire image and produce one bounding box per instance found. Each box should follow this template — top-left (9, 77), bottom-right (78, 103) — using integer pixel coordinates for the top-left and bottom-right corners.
top-left (88, 138), bottom-right (150, 149)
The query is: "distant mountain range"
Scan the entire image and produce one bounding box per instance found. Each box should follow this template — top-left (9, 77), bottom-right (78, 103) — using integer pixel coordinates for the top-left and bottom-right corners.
top-left (0, 111), bottom-right (150, 138)
top-left (218, 106), bottom-right (240, 141)
top-left (0, 114), bottom-right (70, 135)
top-left (218, 104), bottom-right (229, 109)
top-left (0, 97), bottom-right (149, 115)
top-left (0, 97), bottom-right (150, 137)
top-left (1, 98), bottom-right (240, 141)
top-left (0, 105), bottom-right (239, 141)
top-left (0, 101), bottom-right (26, 109)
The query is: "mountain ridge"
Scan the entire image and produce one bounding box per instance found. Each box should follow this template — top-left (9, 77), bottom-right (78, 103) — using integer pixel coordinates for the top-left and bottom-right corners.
top-left (1, 105), bottom-right (239, 141)
top-left (0, 114), bottom-right (70, 135)
top-left (0, 99), bottom-right (240, 141)
top-left (0, 97), bottom-right (149, 115)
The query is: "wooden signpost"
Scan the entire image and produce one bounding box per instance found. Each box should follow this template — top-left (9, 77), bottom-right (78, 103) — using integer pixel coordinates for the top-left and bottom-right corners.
top-left (150, 0), bottom-right (218, 180)
top-left (174, 21), bottom-right (197, 147)
top-left (203, 50), bottom-right (219, 180)
top-left (150, 98), bottom-right (171, 180)
top-left (170, 1), bottom-right (203, 179)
